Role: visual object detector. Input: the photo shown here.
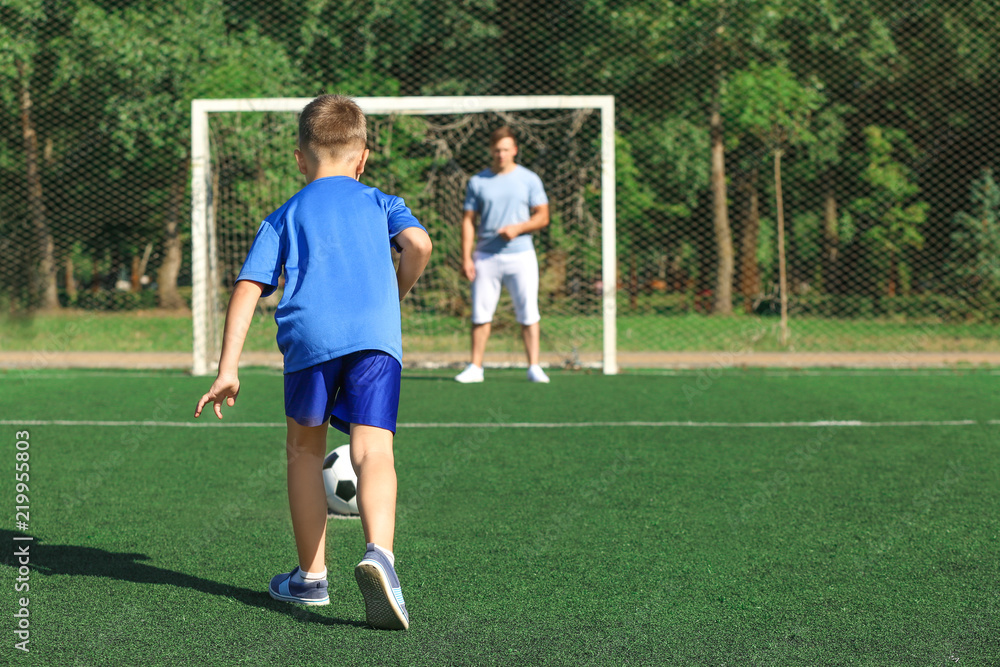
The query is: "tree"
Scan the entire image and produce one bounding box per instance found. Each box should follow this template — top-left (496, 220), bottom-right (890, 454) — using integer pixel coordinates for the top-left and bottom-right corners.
top-left (559, 0), bottom-right (797, 314)
top-left (725, 62), bottom-right (824, 343)
top-left (0, 0), bottom-right (69, 310)
top-left (614, 131), bottom-right (662, 309)
top-left (65, 0), bottom-right (302, 309)
top-left (849, 126), bottom-right (928, 297)
top-left (776, 0), bottom-right (899, 295)
top-left (949, 167), bottom-right (1000, 321)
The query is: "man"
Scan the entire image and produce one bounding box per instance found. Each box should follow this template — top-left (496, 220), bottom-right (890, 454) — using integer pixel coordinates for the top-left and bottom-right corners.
top-left (455, 126), bottom-right (551, 384)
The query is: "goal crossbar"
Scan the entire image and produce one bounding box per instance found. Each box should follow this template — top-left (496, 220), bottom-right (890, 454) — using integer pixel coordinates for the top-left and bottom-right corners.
top-left (191, 95), bottom-right (617, 376)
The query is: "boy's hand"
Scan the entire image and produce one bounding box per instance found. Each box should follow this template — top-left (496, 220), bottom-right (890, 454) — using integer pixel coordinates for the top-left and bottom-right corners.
top-left (194, 374), bottom-right (241, 419)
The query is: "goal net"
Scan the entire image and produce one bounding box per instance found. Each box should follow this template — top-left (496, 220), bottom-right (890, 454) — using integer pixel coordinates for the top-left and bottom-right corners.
top-left (191, 96), bottom-right (616, 376)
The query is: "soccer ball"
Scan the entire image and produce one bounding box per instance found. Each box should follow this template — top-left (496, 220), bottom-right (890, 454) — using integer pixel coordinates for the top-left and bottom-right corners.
top-left (322, 444), bottom-right (359, 515)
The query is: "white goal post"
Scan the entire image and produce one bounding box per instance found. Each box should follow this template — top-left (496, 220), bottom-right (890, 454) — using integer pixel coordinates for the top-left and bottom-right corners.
top-left (190, 96), bottom-right (617, 376)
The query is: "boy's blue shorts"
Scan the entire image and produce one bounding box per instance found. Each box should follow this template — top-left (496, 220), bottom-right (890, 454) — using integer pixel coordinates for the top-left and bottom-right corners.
top-left (284, 350), bottom-right (401, 434)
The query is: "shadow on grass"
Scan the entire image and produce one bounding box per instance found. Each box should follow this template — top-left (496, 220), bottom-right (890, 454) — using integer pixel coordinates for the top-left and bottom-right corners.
top-left (1, 529), bottom-right (368, 629)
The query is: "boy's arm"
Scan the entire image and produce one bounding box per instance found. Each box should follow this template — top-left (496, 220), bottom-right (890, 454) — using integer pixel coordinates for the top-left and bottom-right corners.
top-left (194, 279), bottom-right (264, 419)
top-left (394, 227), bottom-right (433, 301)
top-left (460, 210), bottom-right (477, 280)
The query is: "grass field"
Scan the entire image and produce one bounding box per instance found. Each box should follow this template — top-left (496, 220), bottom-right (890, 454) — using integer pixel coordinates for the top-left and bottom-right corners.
top-left (2, 309), bottom-right (998, 355)
top-left (1, 367), bottom-right (998, 665)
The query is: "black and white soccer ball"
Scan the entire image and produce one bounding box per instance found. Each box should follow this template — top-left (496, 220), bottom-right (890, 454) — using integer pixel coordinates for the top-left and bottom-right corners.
top-left (322, 444), bottom-right (359, 515)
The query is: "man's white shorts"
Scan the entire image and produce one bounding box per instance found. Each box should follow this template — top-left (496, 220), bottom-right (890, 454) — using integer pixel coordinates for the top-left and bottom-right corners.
top-left (471, 248), bottom-right (540, 326)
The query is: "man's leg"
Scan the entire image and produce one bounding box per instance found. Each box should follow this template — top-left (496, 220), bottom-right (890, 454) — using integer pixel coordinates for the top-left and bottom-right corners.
top-left (521, 321), bottom-right (540, 366)
top-left (471, 322), bottom-right (492, 368)
top-left (458, 251), bottom-right (500, 382)
top-left (285, 417), bottom-right (329, 574)
top-left (504, 249), bottom-right (547, 381)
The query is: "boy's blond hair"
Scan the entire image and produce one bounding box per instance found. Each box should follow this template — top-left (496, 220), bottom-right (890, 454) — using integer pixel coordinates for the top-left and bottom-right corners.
top-left (298, 95), bottom-right (367, 162)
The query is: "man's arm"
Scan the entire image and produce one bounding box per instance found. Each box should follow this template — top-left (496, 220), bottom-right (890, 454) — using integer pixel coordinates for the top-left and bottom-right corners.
top-left (394, 226), bottom-right (433, 300)
top-left (497, 204), bottom-right (550, 241)
top-left (460, 209), bottom-right (478, 280)
top-left (194, 279), bottom-right (263, 419)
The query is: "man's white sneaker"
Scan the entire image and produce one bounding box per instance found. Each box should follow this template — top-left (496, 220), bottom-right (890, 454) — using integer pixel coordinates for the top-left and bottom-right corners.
top-left (454, 364), bottom-right (485, 383)
top-left (527, 364), bottom-right (550, 383)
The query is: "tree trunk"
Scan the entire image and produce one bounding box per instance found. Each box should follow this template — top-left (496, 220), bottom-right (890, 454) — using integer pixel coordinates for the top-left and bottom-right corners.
top-left (774, 150), bottom-right (789, 346)
top-left (91, 256), bottom-right (102, 292)
top-left (131, 255), bottom-right (142, 292)
top-left (158, 160), bottom-right (189, 310)
top-left (64, 255), bottom-right (77, 303)
top-left (887, 252), bottom-right (898, 297)
top-left (17, 60), bottom-right (59, 310)
top-left (738, 168), bottom-right (761, 311)
top-left (822, 184), bottom-right (839, 291)
top-left (132, 242), bottom-right (153, 291)
top-left (628, 254), bottom-right (638, 311)
top-left (710, 108), bottom-right (734, 315)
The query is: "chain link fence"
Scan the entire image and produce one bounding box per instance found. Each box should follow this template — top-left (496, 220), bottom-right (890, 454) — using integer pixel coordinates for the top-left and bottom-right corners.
top-left (2, 1), bottom-right (998, 366)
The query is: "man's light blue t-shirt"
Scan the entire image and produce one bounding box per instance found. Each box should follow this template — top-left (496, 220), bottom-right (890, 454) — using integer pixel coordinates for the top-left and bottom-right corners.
top-left (236, 176), bottom-right (425, 374)
top-left (463, 164), bottom-right (548, 255)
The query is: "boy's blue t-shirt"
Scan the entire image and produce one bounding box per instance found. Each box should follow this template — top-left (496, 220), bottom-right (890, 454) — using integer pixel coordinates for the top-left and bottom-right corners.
top-left (463, 164), bottom-right (548, 255)
top-left (236, 176), bottom-right (425, 374)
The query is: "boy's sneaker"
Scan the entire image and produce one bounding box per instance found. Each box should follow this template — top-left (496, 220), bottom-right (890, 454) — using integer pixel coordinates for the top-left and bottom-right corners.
top-left (527, 364), bottom-right (550, 383)
top-left (354, 544), bottom-right (409, 630)
top-left (454, 363), bottom-right (484, 383)
top-left (268, 566), bottom-right (330, 606)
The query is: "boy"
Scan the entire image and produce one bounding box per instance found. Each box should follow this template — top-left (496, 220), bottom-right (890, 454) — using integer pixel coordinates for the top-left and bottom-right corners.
top-left (194, 95), bottom-right (432, 631)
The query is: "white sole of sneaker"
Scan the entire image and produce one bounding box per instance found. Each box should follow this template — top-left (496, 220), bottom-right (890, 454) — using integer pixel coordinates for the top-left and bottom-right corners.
top-left (267, 588), bottom-right (330, 606)
top-left (355, 561), bottom-right (409, 630)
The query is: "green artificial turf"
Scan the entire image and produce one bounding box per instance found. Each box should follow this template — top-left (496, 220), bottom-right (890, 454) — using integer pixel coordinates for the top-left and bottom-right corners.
top-left (1, 369), bottom-right (998, 665)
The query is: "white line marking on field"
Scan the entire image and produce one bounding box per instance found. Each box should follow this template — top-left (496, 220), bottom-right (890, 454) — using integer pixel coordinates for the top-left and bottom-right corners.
top-left (0, 419), bottom-right (990, 428)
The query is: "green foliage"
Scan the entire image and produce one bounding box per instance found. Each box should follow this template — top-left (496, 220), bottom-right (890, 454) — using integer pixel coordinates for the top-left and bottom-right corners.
top-left (67, 0), bottom-right (302, 159)
top-left (791, 211), bottom-right (822, 265)
top-left (948, 168), bottom-right (1000, 322)
top-left (3, 0), bottom-right (1000, 328)
top-left (724, 62), bottom-right (825, 151)
top-left (852, 126), bottom-right (928, 256)
top-left (757, 216), bottom-right (776, 285)
top-left (792, 293), bottom-right (875, 318)
top-left (615, 131), bottom-right (659, 227)
top-left (630, 114), bottom-right (708, 218)
top-left (950, 168), bottom-right (1000, 286)
top-left (880, 294), bottom-right (974, 322)
top-left (806, 104), bottom-right (851, 169)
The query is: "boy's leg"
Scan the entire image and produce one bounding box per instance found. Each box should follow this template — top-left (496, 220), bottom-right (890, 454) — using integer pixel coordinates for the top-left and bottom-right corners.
top-left (349, 423), bottom-right (396, 550)
top-left (350, 423), bottom-right (410, 630)
top-left (285, 417), bottom-right (329, 574)
top-left (331, 352), bottom-right (408, 628)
